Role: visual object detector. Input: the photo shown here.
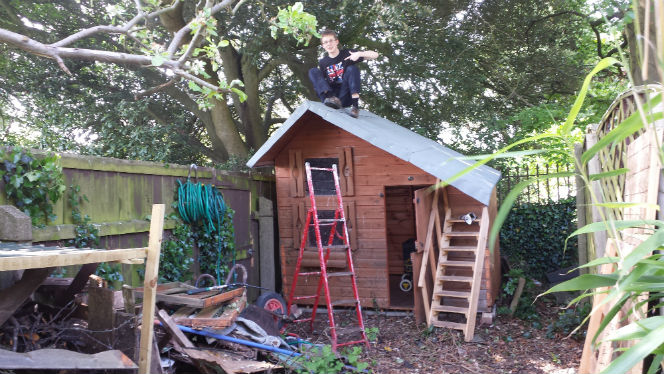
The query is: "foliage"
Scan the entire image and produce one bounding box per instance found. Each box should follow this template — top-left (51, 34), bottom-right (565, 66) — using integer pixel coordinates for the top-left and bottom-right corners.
top-left (294, 345), bottom-right (368, 374)
top-left (95, 262), bottom-right (123, 286)
top-left (196, 207), bottom-right (236, 283)
top-left (66, 184), bottom-right (99, 248)
top-left (499, 198), bottom-right (578, 280)
top-left (546, 302), bottom-right (590, 341)
top-left (365, 327), bottom-right (379, 342)
top-left (159, 223), bottom-right (194, 283)
top-left (0, 0), bottom-right (629, 165)
top-left (270, 2), bottom-right (321, 46)
top-left (0, 147), bottom-right (65, 225)
top-left (498, 269), bottom-right (539, 321)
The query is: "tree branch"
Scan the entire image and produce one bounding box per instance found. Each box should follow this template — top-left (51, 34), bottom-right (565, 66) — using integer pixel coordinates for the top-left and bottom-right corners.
top-left (51, 1), bottom-right (183, 47)
top-left (134, 77), bottom-right (179, 100)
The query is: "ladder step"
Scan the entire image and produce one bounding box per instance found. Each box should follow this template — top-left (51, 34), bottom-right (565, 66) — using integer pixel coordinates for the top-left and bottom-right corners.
top-left (446, 219), bottom-right (481, 223)
top-left (434, 290), bottom-right (471, 298)
top-left (443, 246), bottom-right (477, 252)
top-left (444, 232), bottom-right (479, 237)
top-left (293, 295), bottom-right (318, 301)
top-left (305, 245), bottom-right (349, 251)
top-left (439, 260), bottom-right (475, 267)
top-left (431, 320), bottom-right (466, 330)
top-left (438, 275), bottom-right (473, 282)
top-left (327, 272), bottom-right (354, 277)
top-left (337, 339), bottom-right (369, 348)
top-left (298, 271), bottom-right (321, 276)
top-left (331, 299), bottom-right (359, 307)
top-left (334, 326), bottom-right (364, 336)
top-left (293, 317), bottom-right (314, 323)
top-left (431, 305), bottom-right (468, 314)
top-left (318, 218), bottom-right (345, 223)
top-left (308, 166), bottom-right (334, 171)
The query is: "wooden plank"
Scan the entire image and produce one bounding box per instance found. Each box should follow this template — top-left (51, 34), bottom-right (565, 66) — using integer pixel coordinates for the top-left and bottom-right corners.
top-left (135, 286), bottom-right (245, 309)
top-left (138, 204), bottom-right (165, 374)
top-left (412, 251), bottom-right (425, 324)
top-left (289, 149), bottom-right (304, 197)
top-left (0, 267), bottom-right (52, 327)
top-left (157, 309), bottom-right (218, 374)
top-left (58, 263), bottom-right (98, 306)
top-left (0, 247), bottom-right (147, 271)
top-left (88, 286), bottom-right (115, 349)
top-left (464, 206), bottom-right (490, 341)
top-left (181, 348), bottom-right (281, 374)
top-left (0, 349), bottom-right (137, 369)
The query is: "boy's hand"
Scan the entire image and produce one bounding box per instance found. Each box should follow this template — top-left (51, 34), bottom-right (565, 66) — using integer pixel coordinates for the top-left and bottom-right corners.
top-left (345, 51), bottom-right (362, 61)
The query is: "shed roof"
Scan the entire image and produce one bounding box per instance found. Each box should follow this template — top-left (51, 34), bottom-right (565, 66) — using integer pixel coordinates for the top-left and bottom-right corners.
top-left (247, 100), bottom-right (501, 205)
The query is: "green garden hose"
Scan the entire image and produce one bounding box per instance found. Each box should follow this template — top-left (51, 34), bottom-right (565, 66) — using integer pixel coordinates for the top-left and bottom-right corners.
top-left (177, 176), bottom-right (234, 285)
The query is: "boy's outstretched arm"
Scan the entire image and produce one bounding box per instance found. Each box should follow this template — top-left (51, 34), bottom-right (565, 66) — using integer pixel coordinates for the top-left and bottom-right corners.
top-left (345, 50), bottom-right (379, 62)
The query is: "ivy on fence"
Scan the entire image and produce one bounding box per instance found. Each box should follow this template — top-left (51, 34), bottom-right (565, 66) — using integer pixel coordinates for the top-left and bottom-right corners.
top-left (499, 197), bottom-right (578, 281)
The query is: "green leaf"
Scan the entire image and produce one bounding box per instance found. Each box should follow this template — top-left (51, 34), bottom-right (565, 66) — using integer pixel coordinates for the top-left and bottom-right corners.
top-left (543, 274), bottom-right (618, 294)
top-left (567, 220), bottom-right (662, 238)
top-left (576, 256), bottom-right (620, 269)
top-left (581, 94), bottom-right (663, 164)
top-left (592, 202), bottom-right (660, 210)
top-left (602, 323), bottom-right (664, 374)
top-left (589, 168), bottom-right (630, 181)
top-left (188, 81), bottom-right (202, 92)
top-left (218, 39), bottom-right (229, 48)
top-left (231, 87), bottom-right (247, 102)
top-left (151, 54), bottom-right (166, 67)
top-left (606, 316), bottom-right (664, 341)
top-left (560, 57), bottom-right (620, 135)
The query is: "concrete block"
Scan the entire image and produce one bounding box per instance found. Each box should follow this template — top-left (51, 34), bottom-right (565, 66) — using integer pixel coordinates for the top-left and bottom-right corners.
top-left (0, 205), bottom-right (32, 241)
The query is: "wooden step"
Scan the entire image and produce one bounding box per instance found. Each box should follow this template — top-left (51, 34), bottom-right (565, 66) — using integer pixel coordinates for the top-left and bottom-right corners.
top-left (442, 246), bottom-right (477, 252)
top-left (437, 275), bottom-right (473, 283)
top-left (446, 219), bottom-right (481, 223)
top-left (431, 320), bottom-right (466, 330)
top-left (431, 305), bottom-right (468, 314)
top-left (438, 260), bottom-right (474, 268)
top-left (434, 290), bottom-right (471, 298)
top-left (335, 326), bottom-right (364, 336)
top-left (444, 232), bottom-right (479, 237)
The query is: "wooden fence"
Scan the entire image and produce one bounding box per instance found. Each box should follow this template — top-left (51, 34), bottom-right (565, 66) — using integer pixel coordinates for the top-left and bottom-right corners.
top-left (0, 149), bottom-right (278, 297)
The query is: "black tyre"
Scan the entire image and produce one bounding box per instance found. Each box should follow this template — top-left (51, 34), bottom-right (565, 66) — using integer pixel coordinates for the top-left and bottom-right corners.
top-left (255, 292), bottom-right (287, 328)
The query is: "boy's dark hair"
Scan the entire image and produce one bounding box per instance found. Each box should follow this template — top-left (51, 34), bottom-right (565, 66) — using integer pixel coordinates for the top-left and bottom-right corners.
top-left (320, 29), bottom-right (338, 40)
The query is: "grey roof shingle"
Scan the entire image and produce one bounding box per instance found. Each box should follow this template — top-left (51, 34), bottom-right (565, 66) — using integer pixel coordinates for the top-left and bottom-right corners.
top-left (247, 100), bottom-right (501, 205)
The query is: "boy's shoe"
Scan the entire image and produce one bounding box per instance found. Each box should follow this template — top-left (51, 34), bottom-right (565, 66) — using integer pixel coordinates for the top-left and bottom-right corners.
top-left (349, 106), bottom-right (359, 118)
top-left (324, 96), bottom-right (342, 109)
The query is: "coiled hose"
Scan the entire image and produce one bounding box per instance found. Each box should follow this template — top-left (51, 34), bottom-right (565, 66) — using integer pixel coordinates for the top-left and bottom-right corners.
top-left (177, 176), bottom-right (235, 285)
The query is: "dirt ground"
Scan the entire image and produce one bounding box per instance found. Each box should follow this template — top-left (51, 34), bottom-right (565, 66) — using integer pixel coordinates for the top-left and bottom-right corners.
top-left (287, 300), bottom-right (583, 374)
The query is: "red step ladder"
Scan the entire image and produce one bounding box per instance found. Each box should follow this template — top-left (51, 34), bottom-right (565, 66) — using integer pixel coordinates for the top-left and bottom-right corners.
top-left (286, 162), bottom-right (369, 351)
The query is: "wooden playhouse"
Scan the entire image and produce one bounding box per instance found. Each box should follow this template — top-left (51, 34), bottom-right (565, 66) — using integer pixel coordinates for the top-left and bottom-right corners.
top-left (247, 101), bottom-right (502, 329)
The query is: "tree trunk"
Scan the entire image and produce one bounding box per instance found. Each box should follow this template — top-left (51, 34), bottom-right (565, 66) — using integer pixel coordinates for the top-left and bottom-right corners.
top-left (626, 0), bottom-right (662, 85)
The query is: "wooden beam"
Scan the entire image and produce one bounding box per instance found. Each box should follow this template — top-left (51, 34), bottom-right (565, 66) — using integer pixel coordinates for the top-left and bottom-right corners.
top-left (138, 204), bottom-right (165, 374)
top-left (0, 267), bottom-right (52, 326)
top-left (58, 263), bottom-right (98, 306)
top-left (157, 309), bottom-right (218, 374)
top-left (0, 247), bottom-right (147, 271)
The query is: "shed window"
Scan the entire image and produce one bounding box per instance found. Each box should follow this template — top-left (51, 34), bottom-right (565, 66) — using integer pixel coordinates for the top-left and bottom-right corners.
top-left (305, 158), bottom-right (339, 196)
top-left (308, 210), bottom-right (345, 247)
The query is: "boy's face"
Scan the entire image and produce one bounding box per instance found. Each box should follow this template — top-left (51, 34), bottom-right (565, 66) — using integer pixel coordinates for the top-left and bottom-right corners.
top-left (321, 35), bottom-right (339, 54)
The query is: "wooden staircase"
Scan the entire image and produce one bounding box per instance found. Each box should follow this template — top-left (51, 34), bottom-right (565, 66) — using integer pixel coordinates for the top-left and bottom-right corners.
top-left (428, 198), bottom-right (489, 341)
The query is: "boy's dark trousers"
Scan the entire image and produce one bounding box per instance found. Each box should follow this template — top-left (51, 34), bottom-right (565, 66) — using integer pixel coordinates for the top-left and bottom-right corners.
top-left (308, 64), bottom-right (360, 107)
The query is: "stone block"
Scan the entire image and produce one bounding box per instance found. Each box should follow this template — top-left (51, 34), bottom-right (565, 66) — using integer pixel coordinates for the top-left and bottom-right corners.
top-left (0, 205), bottom-right (32, 241)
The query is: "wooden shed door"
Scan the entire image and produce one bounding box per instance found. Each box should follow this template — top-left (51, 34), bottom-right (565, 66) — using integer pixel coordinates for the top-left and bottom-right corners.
top-left (412, 185), bottom-right (436, 323)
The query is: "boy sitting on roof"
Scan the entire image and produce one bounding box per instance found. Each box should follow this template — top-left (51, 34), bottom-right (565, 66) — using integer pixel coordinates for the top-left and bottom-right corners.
top-left (308, 30), bottom-right (379, 118)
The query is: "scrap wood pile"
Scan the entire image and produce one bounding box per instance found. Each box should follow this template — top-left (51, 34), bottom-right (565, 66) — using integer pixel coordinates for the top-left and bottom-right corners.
top-left (0, 272), bottom-right (368, 373)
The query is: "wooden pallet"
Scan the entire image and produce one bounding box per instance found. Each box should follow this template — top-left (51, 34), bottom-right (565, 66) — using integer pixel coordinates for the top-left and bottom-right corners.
top-left (134, 282), bottom-right (245, 309)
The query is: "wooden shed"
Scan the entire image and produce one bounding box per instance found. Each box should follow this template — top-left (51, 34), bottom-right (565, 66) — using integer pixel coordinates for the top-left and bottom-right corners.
top-left (247, 101), bottom-right (501, 322)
